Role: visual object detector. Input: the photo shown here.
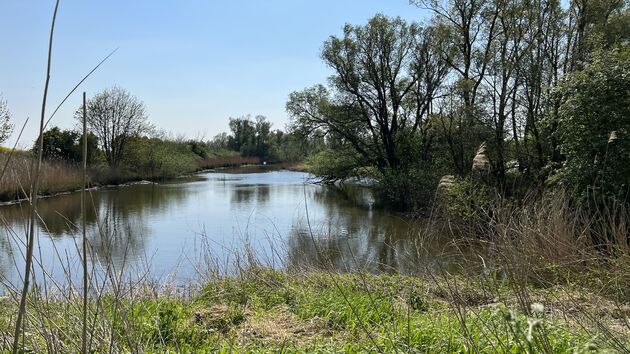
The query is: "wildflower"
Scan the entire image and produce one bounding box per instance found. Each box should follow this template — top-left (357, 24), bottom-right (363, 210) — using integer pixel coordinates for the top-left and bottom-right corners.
top-left (526, 319), bottom-right (542, 342)
top-left (530, 302), bottom-right (545, 314)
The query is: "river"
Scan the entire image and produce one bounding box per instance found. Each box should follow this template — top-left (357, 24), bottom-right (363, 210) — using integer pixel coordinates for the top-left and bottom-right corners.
top-left (0, 167), bottom-right (452, 290)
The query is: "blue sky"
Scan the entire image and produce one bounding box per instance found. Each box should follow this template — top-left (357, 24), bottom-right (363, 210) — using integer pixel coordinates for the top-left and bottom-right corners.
top-left (0, 1), bottom-right (429, 147)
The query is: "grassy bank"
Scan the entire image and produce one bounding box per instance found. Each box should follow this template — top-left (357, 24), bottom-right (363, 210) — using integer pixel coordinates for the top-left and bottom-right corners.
top-left (0, 268), bottom-right (627, 353)
top-left (0, 150), bottom-right (269, 203)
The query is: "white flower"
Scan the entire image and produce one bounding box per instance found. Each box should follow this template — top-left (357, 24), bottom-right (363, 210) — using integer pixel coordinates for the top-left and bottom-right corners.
top-left (526, 319), bottom-right (542, 342)
top-left (530, 302), bottom-right (545, 314)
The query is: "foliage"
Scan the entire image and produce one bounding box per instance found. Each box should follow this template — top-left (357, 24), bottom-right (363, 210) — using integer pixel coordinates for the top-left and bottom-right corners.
top-left (0, 95), bottom-right (13, 144)
top-left (38, 126), bottom-right (99, 164)
top-left (186, 139), bottom-right (210, 159)
top-left (1, 269), bottom-right (623, 352)
top-left (306, 147), bottom-right (364, 183)
top-left (227, 115), bottom-right (273, 159)
top-left (548, 49), bottom-right (630, 202)
top-left (287, 15), bottom-right (447, 209)
top-left (78, 86), bottom-right (153, 168)
top-left (439, 178), bottom-right (496, 222)
top-left (122, 136), bottom-right (198, 179)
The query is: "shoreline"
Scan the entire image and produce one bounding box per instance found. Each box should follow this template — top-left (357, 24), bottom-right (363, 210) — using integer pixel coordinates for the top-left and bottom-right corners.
top-left (0, 162), bottom-right (311, 206)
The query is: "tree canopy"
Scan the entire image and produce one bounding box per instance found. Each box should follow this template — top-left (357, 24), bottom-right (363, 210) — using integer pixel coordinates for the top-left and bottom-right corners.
top-left (77, 86), bottom-right (152, 168)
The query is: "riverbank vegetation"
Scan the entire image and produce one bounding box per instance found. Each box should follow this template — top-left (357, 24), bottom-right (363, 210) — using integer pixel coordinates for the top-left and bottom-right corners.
top-left (1, 268), bottom-right (627, 353)
top-left (284, 1), bottom-right (630, 213)
top-left (0, 93), bottom-right (315, 202)
top-left (1, 0), bottom-right (629, 352)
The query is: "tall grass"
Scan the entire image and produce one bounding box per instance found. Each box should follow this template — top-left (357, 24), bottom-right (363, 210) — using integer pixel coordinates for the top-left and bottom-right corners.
top-left (0, 152), bottom-right (83, 202)
top-left (0, 152), bottom-right (265, 204)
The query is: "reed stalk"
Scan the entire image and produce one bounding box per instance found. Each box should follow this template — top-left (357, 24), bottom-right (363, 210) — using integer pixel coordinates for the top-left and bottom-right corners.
top-left (11, 1), bottom-right (60, 353)
top-left (81, 91), bottom-right (89, 354)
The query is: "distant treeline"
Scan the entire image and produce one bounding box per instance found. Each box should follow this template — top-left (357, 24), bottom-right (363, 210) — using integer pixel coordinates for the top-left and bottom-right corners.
top-left (2, 86), bottom-right (327, 197)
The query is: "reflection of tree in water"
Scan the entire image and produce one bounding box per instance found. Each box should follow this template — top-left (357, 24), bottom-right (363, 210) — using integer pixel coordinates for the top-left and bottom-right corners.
top-left (230, 184), bottom-right (270, 204)
top-left (0, 183), bottom-right (192, 273)
top-left (287, 219), bottom-right (405, 273)
top-left (288, 185), bottom-right (456, 274)
top-left (0, 232), bottom-right (14, 282)
top-left (87, 200), bottom-right (150, 271)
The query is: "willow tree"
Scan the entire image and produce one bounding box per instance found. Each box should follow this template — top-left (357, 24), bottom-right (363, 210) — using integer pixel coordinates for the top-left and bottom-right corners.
top-left (287, 15), bottom-right (448, 209)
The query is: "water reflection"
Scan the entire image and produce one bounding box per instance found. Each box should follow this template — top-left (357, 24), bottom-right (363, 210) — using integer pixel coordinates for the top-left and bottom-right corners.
top-left (285, 184), bottom-right (461, 274)
top-left (0, 170), bottom-right (454, 289)
top-left (0, 182), bottom-right (194, 285)
top-left (230, 184), bottom-right (270, 204)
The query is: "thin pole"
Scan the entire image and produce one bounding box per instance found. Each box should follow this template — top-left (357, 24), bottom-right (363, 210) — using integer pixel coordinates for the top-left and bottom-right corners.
top-left (81, 91), bottom-right (89, 354)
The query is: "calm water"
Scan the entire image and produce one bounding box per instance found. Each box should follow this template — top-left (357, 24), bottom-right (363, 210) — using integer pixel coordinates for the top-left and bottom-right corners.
top-left (0, 168), bottom-right (452, 289)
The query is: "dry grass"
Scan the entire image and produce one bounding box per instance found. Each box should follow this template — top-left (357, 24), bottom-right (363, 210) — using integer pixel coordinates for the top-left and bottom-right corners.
top-left (0, 152), bottom-right (83, 202)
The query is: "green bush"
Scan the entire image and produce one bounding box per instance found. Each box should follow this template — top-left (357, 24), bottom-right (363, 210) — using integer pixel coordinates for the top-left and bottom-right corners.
top-left (440, 178), bottom-right (495, 222)
top-left (375, 166), bottom-right (437, 211)
top-left (123, 137), bottom-right (197, 179)
top-left (548, 48), bottom-right (630, 204)
top-left (38, 126), bottom-right (99, 164)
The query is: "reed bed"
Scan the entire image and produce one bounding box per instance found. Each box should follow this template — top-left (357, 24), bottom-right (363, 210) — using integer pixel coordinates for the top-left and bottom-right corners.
top-left (0, 152), bottom-right (83, 203)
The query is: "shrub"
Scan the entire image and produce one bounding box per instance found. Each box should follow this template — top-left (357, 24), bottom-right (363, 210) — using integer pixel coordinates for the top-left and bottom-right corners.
top-left (439, 178), bottom-right (496, 223)
top-left (548, 48), bottom-right (630, 204)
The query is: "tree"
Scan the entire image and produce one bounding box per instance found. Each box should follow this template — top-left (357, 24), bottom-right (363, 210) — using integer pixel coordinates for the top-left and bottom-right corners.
top-left (77, 87), bottom-right (152, 168)
top-left (38, 127), bottom-right (98, 163)
top-left (208, 132), bottom-right (229, 150)
top-left (0, 95), bottom-right (14, 144)
top-left (547, 49), bottom-right (630, 202)
top-left (287, 15), bottom-right (448, 209)
top-left (253, 115), bottom-right (272, 159)
top-left (412, 0), bottom-right (500, 175)
top-left (227, 115), bottom-right (273, 159)
top-left (227, 116), bottom-right (255, 153)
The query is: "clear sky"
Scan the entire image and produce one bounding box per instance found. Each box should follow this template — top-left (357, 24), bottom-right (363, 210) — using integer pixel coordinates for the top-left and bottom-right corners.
top-left (0, 1), bottom-right (429, 148)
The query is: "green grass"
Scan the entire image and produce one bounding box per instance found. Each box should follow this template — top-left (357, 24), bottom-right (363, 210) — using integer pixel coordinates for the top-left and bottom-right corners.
top-left (1, 268), bottom-right (626, 353)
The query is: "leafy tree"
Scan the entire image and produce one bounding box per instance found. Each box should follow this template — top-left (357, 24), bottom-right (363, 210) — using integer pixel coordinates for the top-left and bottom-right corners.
top-left (77, 86), bottom-right (152, 168)
top-left (287, 15), bottom-right (448, 209)
top-left (569, 0), bottom-right (630, 70)
top-left (253, 115), bottom-right (272, 159)
top-left (208, 132), bottom-right (229, 151)
top-left (227, 116), bottom-right (256, 153)
top-left (38, 127), bottom-right (98, 164)
top-left (227, 115), bottom-right (274, 159)
top-left (548, 49), bottom-right (630, 202)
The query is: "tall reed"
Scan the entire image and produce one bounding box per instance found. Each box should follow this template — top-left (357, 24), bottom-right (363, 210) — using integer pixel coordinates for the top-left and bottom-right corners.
top-left (12, 1), bottom-right (59, 352)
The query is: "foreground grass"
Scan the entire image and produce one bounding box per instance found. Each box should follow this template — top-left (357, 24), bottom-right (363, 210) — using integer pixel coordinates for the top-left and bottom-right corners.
top-left (1, 269), bottom-right (627, 353)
